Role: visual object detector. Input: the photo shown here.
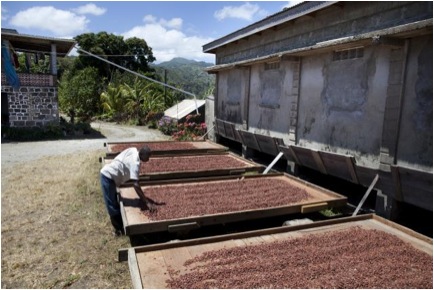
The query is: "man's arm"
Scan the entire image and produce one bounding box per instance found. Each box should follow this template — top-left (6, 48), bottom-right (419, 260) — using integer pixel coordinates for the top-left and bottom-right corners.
top-left (133, 181), bottom-right (156, 212)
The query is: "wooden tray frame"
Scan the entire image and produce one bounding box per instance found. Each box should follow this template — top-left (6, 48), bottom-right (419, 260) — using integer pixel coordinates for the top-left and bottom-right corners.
top-left (105, 140), bottom-right (228, 158)
top-left (118, 173), bottom-right (347, 236)
top-left (120, 213), bottom-right (432, 288)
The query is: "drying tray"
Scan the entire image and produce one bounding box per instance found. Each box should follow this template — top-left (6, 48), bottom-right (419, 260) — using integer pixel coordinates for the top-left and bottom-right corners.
top-left (103, 152), bottom-right (264, 182)
top-left (104, 140), bottom-right (228, 157)
top-left (118, 173), bottom-right (347, 235)
top-left (121, 214), bottom-right (432, 288)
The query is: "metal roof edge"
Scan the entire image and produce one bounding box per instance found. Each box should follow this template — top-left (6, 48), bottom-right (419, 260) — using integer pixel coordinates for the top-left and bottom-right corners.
top-left (204, 19), bottom-right (433, 73)
top-left (1, 31), bottom-right (76, 44)
top-left (203, 1), bottom-right (338, 53)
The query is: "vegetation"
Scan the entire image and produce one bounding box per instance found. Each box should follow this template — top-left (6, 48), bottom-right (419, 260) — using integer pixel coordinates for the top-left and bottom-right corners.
top-left (55, 32), bottom-right (213, 130)
top-left (153, 57), bottom-right (215, 99)
top-left (158, 114), bottom-right (207, 141)
top-left (10, 31), bottom-right (215, 141)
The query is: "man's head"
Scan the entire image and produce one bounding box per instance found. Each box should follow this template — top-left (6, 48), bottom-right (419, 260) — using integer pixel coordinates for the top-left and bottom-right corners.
top-left (139, 145), bottom-right (151, 162)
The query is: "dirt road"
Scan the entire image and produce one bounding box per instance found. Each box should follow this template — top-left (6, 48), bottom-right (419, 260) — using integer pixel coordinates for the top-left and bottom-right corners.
top-left (1, 121), bottom-right (171, 168)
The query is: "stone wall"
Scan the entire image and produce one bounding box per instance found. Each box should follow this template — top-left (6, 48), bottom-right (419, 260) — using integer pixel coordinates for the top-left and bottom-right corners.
top-left (1, 85), bottom-right (59, 127)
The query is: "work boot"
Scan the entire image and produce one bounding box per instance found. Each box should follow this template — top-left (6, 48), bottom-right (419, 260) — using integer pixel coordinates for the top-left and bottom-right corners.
top-left (110, 215), bottom-right (125, 236)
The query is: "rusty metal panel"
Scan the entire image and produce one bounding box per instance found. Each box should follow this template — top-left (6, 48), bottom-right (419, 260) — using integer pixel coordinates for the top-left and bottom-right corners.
top-left (118, 173), bottom-right (347, 235)
top-left (124, 214), bottom-right (432, 288)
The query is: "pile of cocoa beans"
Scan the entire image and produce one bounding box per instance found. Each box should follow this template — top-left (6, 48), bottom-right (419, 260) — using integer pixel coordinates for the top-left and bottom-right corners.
top-left (144, 177), bottom-right (310, 220)
top-left (166, 227), bottom-right (433, 288)
top-left (110, 142), bottom-right (196, 153)
top-left (140, 155), bottom-right (255, 174)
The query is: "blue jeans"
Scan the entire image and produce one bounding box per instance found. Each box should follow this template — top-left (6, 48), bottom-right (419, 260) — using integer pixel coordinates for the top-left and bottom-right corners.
top-left (100, 173), bottom-right (120, 217)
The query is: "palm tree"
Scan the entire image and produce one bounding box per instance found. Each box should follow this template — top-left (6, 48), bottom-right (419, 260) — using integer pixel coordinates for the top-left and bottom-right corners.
top-left (100, 83), bottom-right (127, 122)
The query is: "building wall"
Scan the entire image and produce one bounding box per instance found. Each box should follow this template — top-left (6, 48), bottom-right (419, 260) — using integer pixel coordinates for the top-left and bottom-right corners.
top-left (207, 1), bottom-right (432, 213)
top-left (1, 86), bottom-right (59, 127)
top-left (396, 35), bottom-right (433, 171)
top-left (297, 46), bottom-right (390, 169)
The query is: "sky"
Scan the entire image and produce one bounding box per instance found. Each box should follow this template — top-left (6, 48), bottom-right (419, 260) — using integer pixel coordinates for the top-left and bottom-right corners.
top-left (1, 1), bottom-right (302, 64)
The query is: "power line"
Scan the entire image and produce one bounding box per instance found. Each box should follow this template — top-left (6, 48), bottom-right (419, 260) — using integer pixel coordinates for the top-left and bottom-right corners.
top-left (75, 46), bottom-right (199, 114)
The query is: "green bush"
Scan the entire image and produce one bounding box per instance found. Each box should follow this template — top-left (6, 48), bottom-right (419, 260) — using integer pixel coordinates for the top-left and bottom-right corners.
top-left (2, 125), bottom-right (64, 141)
top-left (157, 116), bottom-right (178, 135)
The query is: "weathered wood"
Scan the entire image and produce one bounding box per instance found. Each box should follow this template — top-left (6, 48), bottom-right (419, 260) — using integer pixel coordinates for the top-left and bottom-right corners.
top-left (119, 173), bottom-right (347, 235)
top-left (105, 140), bottom-right (228, 158)
top-left (238, 130), bottom-right (261, 151)
top-left (125, 214), bottom-right (432, 288)
top-left (105, 152), bottom-right (264, 182)
top-left (215, 119), bottom-right (227, 137)
top-left (254, 133), bottom-right (279, 156)
top-left (319, 151), bottom-right (359, 183)
top-left (128, 248), bottom-right (143, 289)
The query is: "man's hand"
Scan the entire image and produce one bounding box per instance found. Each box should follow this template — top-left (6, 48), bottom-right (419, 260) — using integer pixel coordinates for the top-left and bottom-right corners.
top-left (145, 201), bottom-right (157, 213)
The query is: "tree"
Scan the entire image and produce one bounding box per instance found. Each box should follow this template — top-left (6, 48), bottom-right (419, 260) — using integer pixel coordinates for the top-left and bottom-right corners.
top-left (121, 78), bottom-right (165, 124)
top-left (100, 83), bottom-right (128, 123)
top-left (58, 67), bottom-right (102, 122)
top-left (74, 32), bottom-right (156, 82)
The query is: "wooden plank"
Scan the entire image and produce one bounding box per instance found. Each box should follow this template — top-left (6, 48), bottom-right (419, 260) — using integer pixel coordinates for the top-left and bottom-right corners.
top-left (254, 133), bottom-right (279, 155)
top-left (128, 249), bottom-right (142, 289)
top-left (279, 145), bottom-right (300, 163)
top-left (355, 165), bottom-right (379, 187)
top-left (128, 214), bottom-right (432, 288)
top-left (215, 119), bottom-right (227, 137)
top-left (238, 130), bottom-right (261, 151)
top-left (290, 145), bottom-right (320, 171)
top-left (311, 150), bottom-right (327, 175)
top-left (319, 151), bottom-right (359, 183)
top-left (137, 251), bottom-right (169, 289)
top-left (223, 121), bottom-right (236, 140)
top-left (233, 126), bottom-right (243, 143)
top-left (119, 173), bottom-right (347, 235)
top-left (161, 247), bottom-right (192, 277)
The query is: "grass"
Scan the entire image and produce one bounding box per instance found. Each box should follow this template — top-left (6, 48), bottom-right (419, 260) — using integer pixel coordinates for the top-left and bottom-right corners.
top-left (1, 150), bottom-right (132, 288)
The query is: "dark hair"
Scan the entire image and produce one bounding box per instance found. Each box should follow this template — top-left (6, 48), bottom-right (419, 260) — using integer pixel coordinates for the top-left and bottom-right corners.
top-left (139, 145), bottom-right (151, 161)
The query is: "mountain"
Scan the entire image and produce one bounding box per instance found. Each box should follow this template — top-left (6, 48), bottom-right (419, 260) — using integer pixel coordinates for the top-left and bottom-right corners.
top-left (152, 57), bottom-right (215, 99)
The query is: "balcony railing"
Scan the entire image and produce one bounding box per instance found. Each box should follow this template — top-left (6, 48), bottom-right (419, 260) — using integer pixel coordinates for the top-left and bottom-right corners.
top-left (1, 73), bottom-right (56, 87)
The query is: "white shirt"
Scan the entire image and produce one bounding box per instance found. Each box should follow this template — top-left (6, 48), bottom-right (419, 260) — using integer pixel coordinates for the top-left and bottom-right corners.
top-left (101, 147), bottom-right (140, 186)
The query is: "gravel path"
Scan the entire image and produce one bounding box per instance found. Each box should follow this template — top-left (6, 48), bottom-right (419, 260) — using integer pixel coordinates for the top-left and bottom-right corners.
top-left (1, 121), bottom-right (171, 169)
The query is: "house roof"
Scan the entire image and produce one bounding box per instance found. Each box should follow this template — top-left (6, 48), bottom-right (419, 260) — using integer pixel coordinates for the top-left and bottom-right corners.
top-left (1, 29), bottom-right (76, 56)
top-left (203, 1), bottom-right (337, 53)
top-left (164, 99), bottom-right (206, 120)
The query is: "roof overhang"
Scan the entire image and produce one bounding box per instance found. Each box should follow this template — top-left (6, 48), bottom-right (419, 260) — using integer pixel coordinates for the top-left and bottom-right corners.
top-left (205, 19), bottom-right (433, 73)
top-left (203, 1), bottom-right (338, 54)
top-left (1, 31), bottom-right (76, 56)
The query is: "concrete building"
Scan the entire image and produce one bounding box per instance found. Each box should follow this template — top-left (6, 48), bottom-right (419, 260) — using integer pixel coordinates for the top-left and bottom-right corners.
top-left (1, 29), bottom-right (76, 127)
top-left (203, 2), bottom-right (432, 221)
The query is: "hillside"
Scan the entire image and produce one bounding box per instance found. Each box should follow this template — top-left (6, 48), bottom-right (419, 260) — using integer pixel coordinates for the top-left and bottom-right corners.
top-left (152, 57), bottom-right (215, 99)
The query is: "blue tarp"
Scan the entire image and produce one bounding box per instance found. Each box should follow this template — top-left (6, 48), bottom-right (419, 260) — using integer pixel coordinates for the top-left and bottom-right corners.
top-left (1, 42), bottom-right (20, 89)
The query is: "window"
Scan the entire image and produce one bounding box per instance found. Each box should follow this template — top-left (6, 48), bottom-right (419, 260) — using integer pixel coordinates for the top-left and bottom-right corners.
top-left (333, 47), bottom-right (364, 61)
top-left (264, 61), bottom-right (280, 70)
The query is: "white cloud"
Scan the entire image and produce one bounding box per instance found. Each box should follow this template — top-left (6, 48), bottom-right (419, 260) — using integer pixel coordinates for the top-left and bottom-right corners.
top-left (2, 7), bottom-right (9, 21)
top-left (143, 15), bottom-right (183, 30)
top-left (73, 3), bottom-right (106, 16)
top-left (214, 2), bottom-right (265, 21)
top-left (9, 6), bottom-right (88, 36)
top-left (122, 17), bottom-right (214, 63)
top-left (282, 1), bottom-right (304, 9)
